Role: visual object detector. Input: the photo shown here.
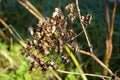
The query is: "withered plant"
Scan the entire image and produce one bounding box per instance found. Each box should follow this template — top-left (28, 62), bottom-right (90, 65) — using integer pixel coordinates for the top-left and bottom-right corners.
top-left (1, 0), bottom-right (119, 80)
top-left (22, 2), bottom-right (93, 80)
top-left (24, 4), bottom-right (79, 72)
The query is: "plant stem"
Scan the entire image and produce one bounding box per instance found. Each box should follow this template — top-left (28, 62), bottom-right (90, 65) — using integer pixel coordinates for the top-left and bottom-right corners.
top-left (49, 68), bottom-right (62, 80)
top-left (0, 18), bottom-right (27, 48)
top-left (17, 0), bottom-right (44, 20)
top-left (66, 43), bottom-right (114, 76)
top-left (64, 45), bottom-right (88, 80)
top-left (75, 0), bottom-right (93, 53)
top-left (104, 0), bottom-right (117, 75)
top-left (57, 69), bottom-right (111, 79)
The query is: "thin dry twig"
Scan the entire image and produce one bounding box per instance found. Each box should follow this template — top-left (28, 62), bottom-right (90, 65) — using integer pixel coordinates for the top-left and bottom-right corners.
top-left (57, 69), bottom-right (111, 79)
top-left (0, 18), bottom-right (27, 48)
top-left (66, 43), bottom-right (114, 76)
top-left (75, 0), bottom-right (93, 53)
top-left (17, 0), bottom-right (44, 20)
top-left (110, 0), bottom-right (117, 37)
top-left (9, 25), bottom-right (24, 43)
top-left (104, 0), bottom-right (117, 75)
top-left (67, 26), bottom-right (88, 42)
top-left (0, 29), bottom-right (9, 41)
top-left (0, 50), bottom-right (18, 68)
top-left (24, 0), bottom-right (44, 19)
top-left (105, 0), bottom-right (111, 38)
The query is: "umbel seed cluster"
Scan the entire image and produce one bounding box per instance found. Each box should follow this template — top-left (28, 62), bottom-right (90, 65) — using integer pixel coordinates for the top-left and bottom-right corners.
top-left (23, 3), bottom-right (92, 72)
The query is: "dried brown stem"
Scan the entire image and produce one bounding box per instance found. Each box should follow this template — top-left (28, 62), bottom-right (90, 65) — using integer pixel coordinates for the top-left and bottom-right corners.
top-left (0, 29), bottom-right (9, 41)
top-left (104, 0), bottom-right (117, 75)
top-left (110, 0), bottom-right (117, 37)
top-left (0, 18), bottom-right (27, 48)
top-left (75, 0), bottom-right (93, 53)
top-left (17, 0), bottom-right (44, 20)
top-left (25, 0), bottom-right (44, 19)
top-left (66, 43), bottom-right (114, 76)
top-left (105, 0), bottom-right (111, 38)
top-left (0, 49), bottom-right (18, 68)
top-left (57, 69), bottom-right (111, 79)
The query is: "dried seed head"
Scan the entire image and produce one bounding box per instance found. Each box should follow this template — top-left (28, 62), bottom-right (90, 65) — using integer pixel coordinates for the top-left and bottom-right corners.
top-left (23, 3), bottom-right (83, 73)
top-left (72, 42), bottom-right (79, 51)
top-left (33, 39), bottom-right (38, 46)
top-left (81, 16), bottom-right (85, 23)
top-left (29, 61), bottom-right (39, 72)
top-left (85, 13), bottom-right (92, 24)
top-left (34, 32), bottom-right (41, 40)
top-left (52, 8), bottom-right (61, 18)
top-left (66, 29), bottom-right (76, 41)
top-left (37, 19), bottom-right (45, 27)
top-left (50, 60), bottom-right (58, 70)
top-left (27, 40), bottom-right (33, 46)
top-left (81, 13), bottom-right (92, 25)
top-left (28, 27), bottom-right (34, 36)
top-left (65, 3), bottom-right (76, 12)
top-left (52, 26), bottom-right (56, 33)
top-left (39, 58), bottom-right (46, 67)
top-left (67, 13), bottom-right (76, 22)
top-left (41, 64), bottom-right (48, 72)
top-left (62, 54), bottom-right (71, 64)
top-left (44, 50), bottom-right (50, 55)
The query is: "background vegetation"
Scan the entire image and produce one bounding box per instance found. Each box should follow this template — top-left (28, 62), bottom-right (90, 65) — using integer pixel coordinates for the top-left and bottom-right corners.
top-left (0, 0), bottom-right (120, 80)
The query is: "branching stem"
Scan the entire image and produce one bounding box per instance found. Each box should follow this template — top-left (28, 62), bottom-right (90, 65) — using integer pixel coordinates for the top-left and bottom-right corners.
top-left (75, 0), bottom-right (93, 53)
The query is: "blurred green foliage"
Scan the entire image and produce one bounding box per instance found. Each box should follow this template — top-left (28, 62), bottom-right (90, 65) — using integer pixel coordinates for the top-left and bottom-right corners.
top-left (0, 0), bottom-right (120, 80)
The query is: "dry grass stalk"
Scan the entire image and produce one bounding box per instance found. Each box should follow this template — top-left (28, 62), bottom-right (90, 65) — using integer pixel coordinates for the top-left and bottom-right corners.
top-left (104, 0), bottom-right (117, 75)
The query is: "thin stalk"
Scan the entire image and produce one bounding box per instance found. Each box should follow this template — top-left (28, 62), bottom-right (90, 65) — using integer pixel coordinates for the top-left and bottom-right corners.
top-left (23, 0), bottom-right (44, 19)
top-left (75, 0), bottom-right (93, 53)
top-left (0, 50), bottom-right (18, 68)
top-left (0, 29), bottom-right (9, 41)
top-left (104, 0), bottom-right (117, 75)
top-left (66, 43), bottom-right (114, 76)
top-left (9, 25), bottom-right (24, 43)
top-left (49, 68), bottom-right (62, 80)
top-left (64, 45), bottom-right (88, 80)
top-left (110, 0), bottom-right (117, 37)
top-left (57, 69), bottom-right (111, 79)
top-left (17, 0), bottom-right (44, 20)
top-left (105, 0), bottom-right (111, 38)
top-left (0, 18), bottom-right (27, 48)
top-left (90, 53), bottom-right (114, 76)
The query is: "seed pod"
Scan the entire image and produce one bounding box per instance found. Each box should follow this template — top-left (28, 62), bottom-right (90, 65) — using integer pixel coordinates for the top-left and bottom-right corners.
top-left (67, 13), bottom-right (76, 22)
top-left (58, 37), bottom-right (63, 54)
top-left (86, 13), bottom-right (92, 24)
top-left (52, 26), bottom-right (56, 34)
top-left (41, 64), bottom-right (48, 72)
top-left (62, 54), bottom-right (71, 64)
top-left (50, 60), bottom-right (58, 70)
top-left (83, 13), bottom-right (92, 25)
top-left (29, 61), bottom-right (39, 72)
top-left (65, 3), bottom-right (75, 12)
top-left (33, 39), bottom-right (38, 47)
top-left (35, 32), bottom-right (41, 40)
top-left (39, 58), bottom-right (45, 67)
top-left (72, 42), bottom-right (79, 51)
top-left (28, 27), bottom-right (34, 36)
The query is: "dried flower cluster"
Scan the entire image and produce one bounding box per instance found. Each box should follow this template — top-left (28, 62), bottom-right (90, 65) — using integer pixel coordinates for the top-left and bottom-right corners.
top-left (23, 3), bottom-right (92, 73)
top-left (81, 14), bottom-right (92, 26)
top-left (65, 3), bottom-right (76, 22)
